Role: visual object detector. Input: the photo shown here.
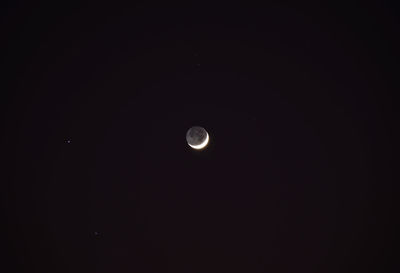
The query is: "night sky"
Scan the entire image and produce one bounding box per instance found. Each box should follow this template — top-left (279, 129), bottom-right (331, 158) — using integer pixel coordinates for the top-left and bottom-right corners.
top-left (2, 3), bottom-right (397, 273)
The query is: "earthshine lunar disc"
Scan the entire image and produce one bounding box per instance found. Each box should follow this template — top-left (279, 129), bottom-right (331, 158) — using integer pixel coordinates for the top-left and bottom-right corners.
top-left (186, 126), bottom-right (209, 150)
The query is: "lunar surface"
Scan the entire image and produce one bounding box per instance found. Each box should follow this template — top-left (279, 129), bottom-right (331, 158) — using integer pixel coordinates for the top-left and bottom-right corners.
top-left (186, 126), bottom-right (209, 150)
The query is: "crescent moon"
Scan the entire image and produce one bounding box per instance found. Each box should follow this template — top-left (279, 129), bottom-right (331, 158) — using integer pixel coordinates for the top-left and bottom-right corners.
top-left (188, 132), bottom-right (209, 150)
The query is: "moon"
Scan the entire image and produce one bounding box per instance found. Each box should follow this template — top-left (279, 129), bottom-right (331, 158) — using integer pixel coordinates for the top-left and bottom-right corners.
top-left (186, 126), bottom-right (209, 150)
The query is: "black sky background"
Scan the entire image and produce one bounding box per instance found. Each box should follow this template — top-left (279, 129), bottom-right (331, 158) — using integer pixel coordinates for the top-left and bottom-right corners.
top-left (1, 2), bottom-right (397, 273)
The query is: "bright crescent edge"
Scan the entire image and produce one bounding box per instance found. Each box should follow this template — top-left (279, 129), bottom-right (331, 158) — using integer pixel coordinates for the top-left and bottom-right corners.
top-left (188, 132), bottom-right (209, 150)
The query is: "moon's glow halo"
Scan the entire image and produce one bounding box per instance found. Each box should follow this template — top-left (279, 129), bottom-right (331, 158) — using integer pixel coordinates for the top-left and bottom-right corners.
top-left (188, 132), bottom-right (209, 150)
